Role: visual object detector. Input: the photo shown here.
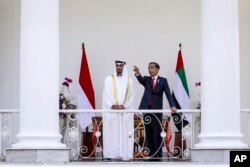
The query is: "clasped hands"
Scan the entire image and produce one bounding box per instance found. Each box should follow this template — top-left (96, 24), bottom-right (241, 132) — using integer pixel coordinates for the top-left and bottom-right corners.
top-left (112, 104), bottom-right (125, 110)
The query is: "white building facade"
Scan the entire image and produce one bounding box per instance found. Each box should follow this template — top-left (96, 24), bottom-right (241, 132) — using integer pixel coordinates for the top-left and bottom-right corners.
top-left (0, 0), bottom-right (250, 166)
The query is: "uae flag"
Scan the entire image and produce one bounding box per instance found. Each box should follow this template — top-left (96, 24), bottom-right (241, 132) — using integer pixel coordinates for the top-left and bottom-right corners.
top-left (171, 46), bottom-right (190, 132)
top-left (77, 43), bottom-right (95, 130)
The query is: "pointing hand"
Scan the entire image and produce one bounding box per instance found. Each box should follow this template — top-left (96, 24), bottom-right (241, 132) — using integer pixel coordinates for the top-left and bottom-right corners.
top-left (133, 65), bottom-right (140, 75)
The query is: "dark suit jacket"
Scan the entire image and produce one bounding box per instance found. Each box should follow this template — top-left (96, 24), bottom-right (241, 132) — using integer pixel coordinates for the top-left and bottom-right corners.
top-left (136, 74), bottom-right (175, 109)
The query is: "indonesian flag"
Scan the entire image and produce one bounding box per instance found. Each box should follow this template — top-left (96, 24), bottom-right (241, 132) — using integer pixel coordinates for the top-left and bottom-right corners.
top-left (77, 43), bottom-right (95, 130)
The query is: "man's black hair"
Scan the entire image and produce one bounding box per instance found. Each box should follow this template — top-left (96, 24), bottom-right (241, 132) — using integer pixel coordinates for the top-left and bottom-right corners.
top-left (149, 62), bottom-right (160, 69)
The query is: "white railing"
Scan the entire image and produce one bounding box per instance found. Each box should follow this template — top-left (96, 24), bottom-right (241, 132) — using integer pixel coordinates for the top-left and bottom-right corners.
top-left (1, 109), bottom-right (250, 161)
top-left (0, 109), bottom-right (199, 160)
top-left (56, 109), bottom-right (201, 161)
top-left (0, 109), bottom-right (19, 161)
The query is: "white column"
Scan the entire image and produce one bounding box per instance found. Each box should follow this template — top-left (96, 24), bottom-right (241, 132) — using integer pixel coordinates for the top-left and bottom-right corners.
top-left (196, 0), bottom-right (247, 148)
top-left (13, 0), bottom-right (65, 148)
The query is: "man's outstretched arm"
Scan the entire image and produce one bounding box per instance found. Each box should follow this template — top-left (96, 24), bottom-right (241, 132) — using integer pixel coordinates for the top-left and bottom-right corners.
top-left (133, 65), bottom-right (146, 86)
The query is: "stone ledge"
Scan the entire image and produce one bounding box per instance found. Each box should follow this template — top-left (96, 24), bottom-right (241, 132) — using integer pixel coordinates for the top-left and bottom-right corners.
top-left (191, 148), bottom-right (250, 163)
top-left (6, 148), bottom-right (70, 163)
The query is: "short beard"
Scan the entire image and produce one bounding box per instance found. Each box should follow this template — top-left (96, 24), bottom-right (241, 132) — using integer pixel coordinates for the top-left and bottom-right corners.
top-left (117, 72), bottom-right (122, 76)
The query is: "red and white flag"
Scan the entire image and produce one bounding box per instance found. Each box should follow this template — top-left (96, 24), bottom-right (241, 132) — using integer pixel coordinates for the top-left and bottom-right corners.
top-left (77, 43), bottom-right (95, 130)
top-left (165, 117), bottom-right (172, 155)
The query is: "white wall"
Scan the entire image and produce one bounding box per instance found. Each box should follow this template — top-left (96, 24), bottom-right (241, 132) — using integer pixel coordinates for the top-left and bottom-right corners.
top-left (0, 0), bottom-right (249, 110)
top-left (59, 0), bottom-right (201, 109)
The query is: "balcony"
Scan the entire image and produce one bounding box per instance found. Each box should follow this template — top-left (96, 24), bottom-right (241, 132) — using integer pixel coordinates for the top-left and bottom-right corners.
top-left (0, 109), bottom-right (249, 167)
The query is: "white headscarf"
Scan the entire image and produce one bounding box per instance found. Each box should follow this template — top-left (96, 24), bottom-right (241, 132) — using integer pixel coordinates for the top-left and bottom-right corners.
top-left (113, 61), bottom-right (128, 104)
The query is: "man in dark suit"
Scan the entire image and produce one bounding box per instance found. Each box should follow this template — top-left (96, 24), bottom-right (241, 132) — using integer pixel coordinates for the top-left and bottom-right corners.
top-left (133, 62), bottom-right (177, 160)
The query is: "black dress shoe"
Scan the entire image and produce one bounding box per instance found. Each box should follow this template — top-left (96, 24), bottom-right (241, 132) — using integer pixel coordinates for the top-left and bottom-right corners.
top-left (143, 158), bottom-right (160, 162)
top-left (148, 158), bottom-right (159, 162)
top-left (157, 154), bottom-right (162, 158)
top-left (103, 158), bottom-right (111, 162)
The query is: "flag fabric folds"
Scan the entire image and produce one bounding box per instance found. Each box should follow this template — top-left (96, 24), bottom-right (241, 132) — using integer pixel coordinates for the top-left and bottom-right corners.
top-left (165, 117), bottom-right (172, 154)
top-left (171, 48), bottom-right (191, 132)
top-left (77, 43), bottom-right (95, 130)
top-left (165, 47), bottom-right (190, 155)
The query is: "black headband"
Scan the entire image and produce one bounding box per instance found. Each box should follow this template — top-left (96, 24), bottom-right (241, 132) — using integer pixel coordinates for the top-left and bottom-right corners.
top-left (115, 60), bottom-right (126, 65)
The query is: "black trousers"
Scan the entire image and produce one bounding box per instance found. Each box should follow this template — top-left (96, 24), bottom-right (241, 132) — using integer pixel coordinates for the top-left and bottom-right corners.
top-left (143, 110), bottom-right (163, 158)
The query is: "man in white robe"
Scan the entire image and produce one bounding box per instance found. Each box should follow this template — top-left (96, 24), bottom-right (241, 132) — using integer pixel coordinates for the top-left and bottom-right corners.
top-left (102, 60), bottom-right (135, 161)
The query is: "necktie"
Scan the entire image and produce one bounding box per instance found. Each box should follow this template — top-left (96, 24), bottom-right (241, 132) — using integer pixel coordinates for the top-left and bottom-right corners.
top-left (152, 77), bottom-right (156, 90)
